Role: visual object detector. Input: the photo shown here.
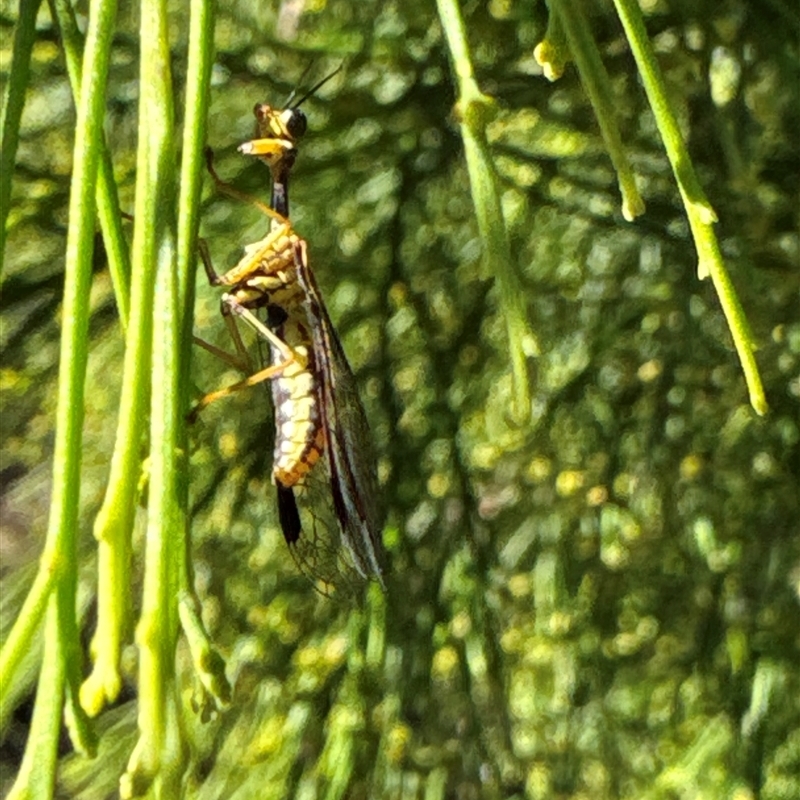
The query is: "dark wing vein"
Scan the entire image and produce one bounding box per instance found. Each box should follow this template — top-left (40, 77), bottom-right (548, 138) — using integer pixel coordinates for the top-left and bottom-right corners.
top-left (292, 243), bottom-right (386, 585)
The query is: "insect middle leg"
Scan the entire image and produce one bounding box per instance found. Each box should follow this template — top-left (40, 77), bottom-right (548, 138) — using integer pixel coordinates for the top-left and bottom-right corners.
top-left (189, 292), bottom-right (301, 420)
top-left (194, 231), bottom-right (296, 373)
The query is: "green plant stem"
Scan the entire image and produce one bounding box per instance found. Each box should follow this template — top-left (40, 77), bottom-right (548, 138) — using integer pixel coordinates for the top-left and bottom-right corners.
top-left (171, 0), bottom-right (232, 717)
top-left (0, 566), bottom-right (43, 734)
top-left (50, 0), bottom-right (137, 721)
top-left (176, 0), bottom-right (213, 588)
top-left (613, 0), bottom-right (716, 228)
top-left (0, 560), bottom-right (55, 693)
top-left (0, 0), bottom-right (118, 770)
top-left (548, 0), bottom-right (644, 221)
top-left (6, 600), bottom-right (65, 800)
top-left (0, 0), bottom-right (43, 280)
top-left (50, 0), bottom-right (131, 329)
top-left (178, 592), bottom-right (231, 716)
top-left (612, 0), bottom-right (768, 415)
top-left (175, 0), bottom-right (213, 647)
top-left (177, 0), bottom-right (213, 338)
top-left (436, 0), bottom-right (534, 423)
top-left (119, 0), bottom-right (185, 794)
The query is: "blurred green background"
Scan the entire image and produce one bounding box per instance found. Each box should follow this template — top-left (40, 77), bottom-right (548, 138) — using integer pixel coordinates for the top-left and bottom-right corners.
top-left (1, 0), bottom-right (799, 798)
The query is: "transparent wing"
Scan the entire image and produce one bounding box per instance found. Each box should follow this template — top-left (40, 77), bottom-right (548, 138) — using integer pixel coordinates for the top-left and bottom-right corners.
top-left (277, 467), bottom-right (372, 599)
top-left (259, 313), bottom-right (383, 594)
top-left (292, 242), bottom-right (386, 585)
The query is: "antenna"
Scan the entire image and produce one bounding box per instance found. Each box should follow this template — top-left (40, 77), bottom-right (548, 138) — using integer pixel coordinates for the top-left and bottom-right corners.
top-left (282, 61), bottom-right (316, 108)
top-left (289, 64), bottom-right (343, 109)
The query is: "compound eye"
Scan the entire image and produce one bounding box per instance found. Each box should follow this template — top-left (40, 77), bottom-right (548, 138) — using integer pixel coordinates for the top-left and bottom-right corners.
top-left (286, 109), bottom-right (307, 139)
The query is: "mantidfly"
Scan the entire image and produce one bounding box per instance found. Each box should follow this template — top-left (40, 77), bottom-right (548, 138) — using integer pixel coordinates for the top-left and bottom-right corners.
top-left (194, 73), bottom-right (385, 594)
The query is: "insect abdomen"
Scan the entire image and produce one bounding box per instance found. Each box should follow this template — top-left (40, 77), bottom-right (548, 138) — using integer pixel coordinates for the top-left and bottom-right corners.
top-left (271, 328), bottom-right (326, 488)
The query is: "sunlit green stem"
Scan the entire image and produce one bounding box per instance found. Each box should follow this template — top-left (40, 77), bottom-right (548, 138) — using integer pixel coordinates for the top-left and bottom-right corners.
top-left (612, 0), bottom-right (767, 415)
top-left (178, 592), bottom-right (231, 717)
top-left (174, 0), bottom-right (232, 723)
top-left (547, 0), bottom-right (645, 221)
top-left (6, 600), bottom-right (64, 800)
top-left (177, 0), bottom-right (213, 337)
top-left (0, 0), bottom-right (43, 279)
top-left (436, 0), bottom-right (535, 423)
top-left (50, 0), bottom-right (131, 328)
top-left (120, 0), bottom-right (187, 794)
top-left (46, 0), bottom-right (142, 721)
top-left (0, 561), bottom-right (55, 696)
top-left (1, 0), bottom-right (118, 786)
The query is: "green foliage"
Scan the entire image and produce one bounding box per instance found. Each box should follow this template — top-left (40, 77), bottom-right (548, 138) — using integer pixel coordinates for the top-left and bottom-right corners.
top-left (1, 0), bottom-right (798, 798)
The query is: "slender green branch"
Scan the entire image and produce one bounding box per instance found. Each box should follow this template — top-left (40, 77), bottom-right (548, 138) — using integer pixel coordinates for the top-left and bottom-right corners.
top-left (175, 0), bottom-right (214, 649)
top-left (43, 0), bottom-right (121, 759)
top-left (612, 0), bottom-right (768, 415)
top-left (50, 0), bottom-right (132, 329)
top-left (82, 488), bottom-right (135, 716)
top-left (436, 0), bottom-right (535, 423)
top-left (49, 0), bottom-right (138, 722)
top-left (547, 0), bottom-right (645, 221)
top-left (176, 0), bottom-right (214, 596)
top-left (177, 0), bottom-right (213, 340)
top-left (0, 568), bottom-right (43, 735)
top-left (170, 0), bottom-right (231, 720)
top-left (120, 0), bottom-right (185, 793)
top-left (0, 0), bottom-right (43, 279)
top-left (687, 216), bottom-right (767, 414)
top-left (0, 561), bottom-right (56, 691)
top-left (612, 0), bottom-right (717, 230)
top-left (61, 578), bottom-right (98, 758)
top-left (178, 592), bottom-right (231, 718)
top-left (6, 600), bottom-right (65, 800)
top-left (0, 0), bottom-right (118, 779)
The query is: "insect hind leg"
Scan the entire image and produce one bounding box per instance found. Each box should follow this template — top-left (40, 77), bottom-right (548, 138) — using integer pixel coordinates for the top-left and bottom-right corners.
top-left (188, 359), bottom-right (291, 421)
top-left (189, 294), bottom-right (303, 421)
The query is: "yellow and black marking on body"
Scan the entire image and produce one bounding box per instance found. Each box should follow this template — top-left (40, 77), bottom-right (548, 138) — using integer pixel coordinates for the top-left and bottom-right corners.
top-left (238, 67), bottom-right (342, 213)
top-left (197, 125), bottom-right (385, 595)
top-left (238, 101), bottom-right (305, 164)
top-left (197, 205), bottom-right (327, 502)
